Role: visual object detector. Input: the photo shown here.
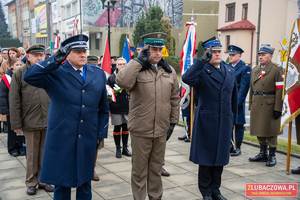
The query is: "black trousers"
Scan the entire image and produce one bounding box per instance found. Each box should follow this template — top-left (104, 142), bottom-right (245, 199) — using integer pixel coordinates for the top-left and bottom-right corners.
top-left (7, 115), bottom-right (24, 154)
top-left (198, 165), bottom-right (223, 197)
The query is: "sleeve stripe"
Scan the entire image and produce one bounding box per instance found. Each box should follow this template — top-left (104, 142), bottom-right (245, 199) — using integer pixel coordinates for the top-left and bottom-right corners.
top-left (276, 81), bottom-right (283, 89)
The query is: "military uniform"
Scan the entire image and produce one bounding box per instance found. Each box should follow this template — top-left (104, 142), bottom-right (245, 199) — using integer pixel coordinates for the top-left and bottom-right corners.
top-left (249, 45), bottom-right (284, 167)
top-left (116, 32), bottom-right (180, 200)
top-left (23, 35), bottom-right (109, 199)
top-left (228, 45), bottom-right (251, 156)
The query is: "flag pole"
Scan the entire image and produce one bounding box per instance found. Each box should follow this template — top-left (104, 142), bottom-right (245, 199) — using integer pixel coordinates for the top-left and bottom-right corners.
top-left (190, 10), bottom-right (195, 140)
top-left (190, 88), bottom-right (194, 139)
top-left (286, 122), bottom-right (292, 174)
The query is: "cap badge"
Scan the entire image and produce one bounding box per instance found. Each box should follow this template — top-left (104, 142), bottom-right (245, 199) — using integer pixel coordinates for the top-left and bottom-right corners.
top-left (79, 35), bottom-right (83, 40)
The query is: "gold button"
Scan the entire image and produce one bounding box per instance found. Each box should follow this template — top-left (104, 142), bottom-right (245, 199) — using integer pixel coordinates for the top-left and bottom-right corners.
top-left (47, 61), bottom-right (50, 64)
top-left (80, 120), bottom-right (83, 123)
top-left (82, 90), bottom-right (85, 93)
top-left (79, 135), bottom-right (81, 138)
top-left (82, 105), bottom-right (85, 108)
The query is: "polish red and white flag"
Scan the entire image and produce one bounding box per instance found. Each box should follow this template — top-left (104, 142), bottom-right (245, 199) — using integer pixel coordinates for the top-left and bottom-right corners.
top-left (280, 19), bottom-right (300, 130)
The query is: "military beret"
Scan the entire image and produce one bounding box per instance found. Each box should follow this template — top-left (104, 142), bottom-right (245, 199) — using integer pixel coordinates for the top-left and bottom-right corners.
top-left (228, 45), bottom-right (244, 55)
top-left (87, 55), bottom-right (98, 62)
top-left (202, 36), bottom-right (222, 50)
top-left (258, 44), bottom-right (275, 55)
top-left (61, 34), bottom-right (88, 50)
top-left (26, 44), bottom-right (45, 54)
top-left (141, 32), bottom-right (167, 48)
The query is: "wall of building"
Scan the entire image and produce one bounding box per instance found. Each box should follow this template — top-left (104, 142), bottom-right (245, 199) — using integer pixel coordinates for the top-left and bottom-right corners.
top-left (218, 0), bottom-right (298, 66)
top-left (84, 0), bottom-right (219, 57)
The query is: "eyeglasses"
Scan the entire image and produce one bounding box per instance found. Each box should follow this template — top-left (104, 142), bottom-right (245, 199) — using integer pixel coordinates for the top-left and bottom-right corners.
top-left (117, 63), bottom-right (126, 66)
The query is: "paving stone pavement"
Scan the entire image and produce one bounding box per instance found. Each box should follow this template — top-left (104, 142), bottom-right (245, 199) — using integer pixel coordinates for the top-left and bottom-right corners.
top-left (0, 124), bottom-right (299, 200)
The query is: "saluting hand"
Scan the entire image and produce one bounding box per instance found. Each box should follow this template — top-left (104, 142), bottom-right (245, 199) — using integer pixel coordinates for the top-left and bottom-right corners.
top-left (135, 46), bottom-right (152, 70)
top-left (200, 46), bottom-right (212, 63)
top-left (54, 44), bottom-right (72, 65)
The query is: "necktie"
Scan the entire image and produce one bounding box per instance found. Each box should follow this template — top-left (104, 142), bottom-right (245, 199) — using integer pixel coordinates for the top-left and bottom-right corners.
top-left (76, 69), bottom-right (82, 76)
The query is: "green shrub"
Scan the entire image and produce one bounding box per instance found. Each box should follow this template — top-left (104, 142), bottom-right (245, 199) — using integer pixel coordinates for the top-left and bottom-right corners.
top-left (0, 38), bottom-right (21, 48)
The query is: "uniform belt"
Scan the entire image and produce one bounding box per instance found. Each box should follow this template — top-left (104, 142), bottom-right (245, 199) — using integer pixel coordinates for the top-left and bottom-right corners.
top-left (253, 90), bottom-right (275, 96)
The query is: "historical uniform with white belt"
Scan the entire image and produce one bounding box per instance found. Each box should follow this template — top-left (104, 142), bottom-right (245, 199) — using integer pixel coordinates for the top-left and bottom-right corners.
top-left (23, 35), bottom-right (109, 199)
top-left (248, 44), bottom-right (284, 167)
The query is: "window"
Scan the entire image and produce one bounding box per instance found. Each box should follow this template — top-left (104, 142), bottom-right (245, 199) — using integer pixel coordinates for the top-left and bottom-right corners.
top-left (72, 1), bottom-right (78, 15)
top-left (226, 35), bottom-right (230, 51)
top-left (95, 35), bottom-right (100, 50)
top-left (242, 4), bottom-right (248, 20)
top-left (226, 3), bottom-right (235, 22)
top-left (66, 5), bottom-right (71, 18)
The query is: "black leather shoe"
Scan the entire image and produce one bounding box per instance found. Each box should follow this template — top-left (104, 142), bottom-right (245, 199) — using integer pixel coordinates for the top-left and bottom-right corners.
top-left (212, 194), bottom-right (227, 200)
top-left (116, 146), bottom-right (122, 158)
top-left (122, 147), bottom-right (132, 157)
top-left (27, 186), bottom-right (36, 195)
top-left (178, 134), bottom-right (187, 140)
top-left (10, 152), bottom-right (19, 157)
top-left (39, 184), bottom-right (53, 192)
top-left (266, 148), bottom-right (276, 167)
top-left (249, 144), bottom-right (267, 162)
top-left (161, 167), bottom-right (170, 176)
top-left (203, 196), bottom-right (213, 200)
top-left (184, 137), bottom-right (190, 142)
top-left (231, 148), bottom-right (241, 156)
top-left (291, 167), bottom-right (300, 174)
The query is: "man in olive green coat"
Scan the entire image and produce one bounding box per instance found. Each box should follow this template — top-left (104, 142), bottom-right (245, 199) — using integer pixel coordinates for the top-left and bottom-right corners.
top-left (116, 32), bottom-right (180, 200)
top-left (248, 44), bottom-right (284, 167)
top-left (9, 45), bottom-right (52, 195)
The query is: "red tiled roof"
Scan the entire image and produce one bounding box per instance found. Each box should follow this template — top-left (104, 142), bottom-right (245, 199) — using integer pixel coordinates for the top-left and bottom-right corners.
top-left (216, 19), bottom-right (255, 31)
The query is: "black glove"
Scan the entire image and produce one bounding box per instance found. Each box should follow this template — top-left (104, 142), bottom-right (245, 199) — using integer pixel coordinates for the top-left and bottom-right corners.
top-left (166, 123), bottom-right (176, 141)
top-left (274, 111), bottom-right (282, 120)
top-left (200, 46), bottom-right (212, 63)
top-left (53, 44), bottom-right (72, 65)
top-left (96, 138), bottom-right (103, 149)
top-left (238, 105), bottom-right (243, 110)
top-left (136, 47), bottom-right (152, 71)
top-left (158, 59), bottom-right (172, 73)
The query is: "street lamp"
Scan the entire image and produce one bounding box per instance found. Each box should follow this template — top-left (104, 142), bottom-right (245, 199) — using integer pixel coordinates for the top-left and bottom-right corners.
top-left (101, 0), bottom-right (118, 54)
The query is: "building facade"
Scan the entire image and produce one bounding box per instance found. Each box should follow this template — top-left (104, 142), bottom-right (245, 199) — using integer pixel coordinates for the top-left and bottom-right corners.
top-left (217, 0), bottom-right (298, 66)
top-left (5, 0), bottom-right (220, 57)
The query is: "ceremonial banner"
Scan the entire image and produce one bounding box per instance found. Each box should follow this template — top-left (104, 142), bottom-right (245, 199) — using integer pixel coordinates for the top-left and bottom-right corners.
top-left (52, 2), bottom-right (58, 24)
top-left (72, 19), bottom-right (79, 36)
top-left (281, 19), bottom-right (300, 131)
top-left (54, 35), bottom-right (61, 48)
top-left (122, 35), bottom-right (131, 63)
top-left (180, 22), bottom-right (197, 109)
top-left (35, 4), bottom-right (47, 38)
top-left (102, 33), bottom-right (111, 78)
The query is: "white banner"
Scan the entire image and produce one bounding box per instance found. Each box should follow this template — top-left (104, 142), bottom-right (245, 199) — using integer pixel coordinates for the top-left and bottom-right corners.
top-left (31, 18), bottom-right (36, 33)
top-left (52, 2), bottom-right (58, 24)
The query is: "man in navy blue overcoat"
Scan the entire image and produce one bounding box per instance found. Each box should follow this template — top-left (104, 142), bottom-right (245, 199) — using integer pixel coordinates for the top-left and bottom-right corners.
top-left (182, 37), bottom-right (237, 200)
top-left (228, 45), bottom-right (251, 157)
top-left (23, 35), bottom-right (109, 200)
